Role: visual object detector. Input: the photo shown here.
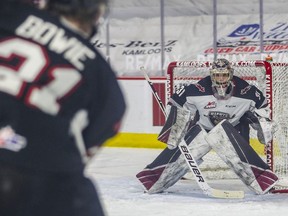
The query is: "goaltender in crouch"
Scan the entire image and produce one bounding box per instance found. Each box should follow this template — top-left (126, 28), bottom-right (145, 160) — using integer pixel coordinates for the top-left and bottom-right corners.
top-left (136, 58), bottom-right (278, 195)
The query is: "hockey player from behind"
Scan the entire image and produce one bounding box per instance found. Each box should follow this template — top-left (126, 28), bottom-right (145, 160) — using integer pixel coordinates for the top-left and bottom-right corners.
top-left (0, 0), bottom-right (125, 216)
top-left (136, 58), bottom-right (278, 195)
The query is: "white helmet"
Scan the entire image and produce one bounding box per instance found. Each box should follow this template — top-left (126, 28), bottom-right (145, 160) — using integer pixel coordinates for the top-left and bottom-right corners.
top-left (210, 58), bottom-right (234, 98)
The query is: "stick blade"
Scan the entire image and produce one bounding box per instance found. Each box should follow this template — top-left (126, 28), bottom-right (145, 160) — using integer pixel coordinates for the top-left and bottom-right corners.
top-left (207, 189), bottom-right (245, 199)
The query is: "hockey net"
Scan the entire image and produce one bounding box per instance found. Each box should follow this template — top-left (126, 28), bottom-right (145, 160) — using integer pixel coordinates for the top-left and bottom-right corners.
top-left (166, 60), bottom-right (288, 180)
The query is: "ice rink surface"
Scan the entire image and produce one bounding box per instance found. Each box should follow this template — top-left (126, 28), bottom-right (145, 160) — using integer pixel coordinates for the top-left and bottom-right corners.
top-left (85, 147), bottom-right (288, 216)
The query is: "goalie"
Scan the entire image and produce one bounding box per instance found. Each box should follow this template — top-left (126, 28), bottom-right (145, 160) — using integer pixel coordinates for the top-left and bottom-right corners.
top-left (136, 58), bottom-right (278, 195)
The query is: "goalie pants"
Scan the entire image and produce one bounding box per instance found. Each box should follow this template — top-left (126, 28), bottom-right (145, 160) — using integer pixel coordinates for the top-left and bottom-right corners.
top-left (0, 162), bottom-right (105, 216)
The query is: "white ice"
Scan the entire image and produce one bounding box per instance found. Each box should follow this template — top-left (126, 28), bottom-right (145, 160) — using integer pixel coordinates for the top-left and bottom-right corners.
top-left (86, 147), bottom-right (288, 216)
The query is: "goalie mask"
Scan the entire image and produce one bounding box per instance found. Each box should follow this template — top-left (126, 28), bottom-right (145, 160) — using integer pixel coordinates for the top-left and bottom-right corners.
top-left (210, 58), bottom-right (234, 98)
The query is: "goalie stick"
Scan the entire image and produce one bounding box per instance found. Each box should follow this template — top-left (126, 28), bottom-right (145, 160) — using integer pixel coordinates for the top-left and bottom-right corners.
top-left (141, 66), bottom-right (244, 199)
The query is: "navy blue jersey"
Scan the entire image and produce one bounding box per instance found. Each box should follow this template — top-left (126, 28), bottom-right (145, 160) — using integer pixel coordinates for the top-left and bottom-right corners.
top-left (0, 1), bottom-right (125, 172)
top-left (169, 76), bottom-right (267, 130)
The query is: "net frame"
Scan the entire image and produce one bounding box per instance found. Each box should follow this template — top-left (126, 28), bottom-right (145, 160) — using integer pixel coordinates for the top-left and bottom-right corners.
top-left (166, 60), bottom-right (288, 178)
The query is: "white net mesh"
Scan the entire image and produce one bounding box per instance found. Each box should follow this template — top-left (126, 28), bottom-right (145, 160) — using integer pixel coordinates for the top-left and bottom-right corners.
top-left (271, 63), bottom-right (288, 178)
top-left (166, 61), bottom-right (288, 179)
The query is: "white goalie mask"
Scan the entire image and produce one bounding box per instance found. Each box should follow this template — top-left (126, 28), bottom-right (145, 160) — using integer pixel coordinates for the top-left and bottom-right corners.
top-left (210, 59), bottom-right (234, 98)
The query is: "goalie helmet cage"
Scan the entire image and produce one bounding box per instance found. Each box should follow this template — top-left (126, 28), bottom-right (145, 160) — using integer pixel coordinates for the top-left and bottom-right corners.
top-left (166, 60), bottom-right (288, 180)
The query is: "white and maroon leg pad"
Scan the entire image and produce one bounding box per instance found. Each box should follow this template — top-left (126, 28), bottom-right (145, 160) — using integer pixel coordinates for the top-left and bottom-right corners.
top-left (205, 120), bottom-right (278, 194)
top-left (136, 124), bottom-right (211, 194)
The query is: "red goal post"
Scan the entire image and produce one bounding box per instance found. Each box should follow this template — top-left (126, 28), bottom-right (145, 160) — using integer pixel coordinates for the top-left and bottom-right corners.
top-left (166, 60), bottom-right (288, 179)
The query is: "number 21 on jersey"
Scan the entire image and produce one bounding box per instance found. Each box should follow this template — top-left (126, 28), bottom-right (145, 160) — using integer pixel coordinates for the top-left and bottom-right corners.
top-left (0, 38), bottom-right (82, 115)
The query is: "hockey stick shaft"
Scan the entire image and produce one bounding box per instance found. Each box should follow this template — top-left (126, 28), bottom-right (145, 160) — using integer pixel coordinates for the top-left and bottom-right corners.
top-left (141, 67), bottom-right (244, 199)
top-left (177, 139), bottom-right (244, 198)
top-left (141, 67), bottom-right (166, 116)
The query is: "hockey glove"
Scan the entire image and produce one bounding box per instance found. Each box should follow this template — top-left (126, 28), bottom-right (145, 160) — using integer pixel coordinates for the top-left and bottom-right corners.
top-left (243, 110), bottom-right (277, 145)
top-left (257, 118), bottom-right (277, 144)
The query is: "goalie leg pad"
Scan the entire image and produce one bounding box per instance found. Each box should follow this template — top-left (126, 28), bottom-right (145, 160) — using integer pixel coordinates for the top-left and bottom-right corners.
top-left (136, 125), bottom-right (210, 194)
top-left (205, 120), bottom-right (278, 194)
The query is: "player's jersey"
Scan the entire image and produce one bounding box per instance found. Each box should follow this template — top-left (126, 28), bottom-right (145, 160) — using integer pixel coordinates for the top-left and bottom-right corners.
top-left (169, 76), bottom-right (267, 131)
top-left (0, 1), bottom-right (125, 172)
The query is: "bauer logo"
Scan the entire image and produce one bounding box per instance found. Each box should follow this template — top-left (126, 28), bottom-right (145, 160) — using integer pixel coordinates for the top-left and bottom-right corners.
top-left (180, 145), bottom-right (204, 182)
top-left (228, 24), bottom-right (259, 37)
